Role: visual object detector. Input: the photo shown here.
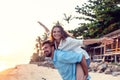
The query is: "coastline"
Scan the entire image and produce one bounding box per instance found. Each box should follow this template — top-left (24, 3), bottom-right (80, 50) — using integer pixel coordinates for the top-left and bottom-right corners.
top-left (0, 64), bottom-right (120, 80)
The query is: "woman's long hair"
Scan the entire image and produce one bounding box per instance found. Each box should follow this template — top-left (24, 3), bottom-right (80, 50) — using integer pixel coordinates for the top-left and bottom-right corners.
top-left (49, 24), bottom-right (70, 42)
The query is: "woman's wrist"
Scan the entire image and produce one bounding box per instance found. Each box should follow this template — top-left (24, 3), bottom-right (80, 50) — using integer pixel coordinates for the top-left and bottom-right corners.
top-left (98, 38), bottom-right (102, 43)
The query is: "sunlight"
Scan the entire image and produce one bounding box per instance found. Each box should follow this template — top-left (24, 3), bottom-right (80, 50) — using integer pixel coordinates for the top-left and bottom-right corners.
top-left (0, 46), bottom-right (12, 55)
top-left (0, 41), bottom-right (13, 55)
top-left (0, 63), bottom-right (7, 72)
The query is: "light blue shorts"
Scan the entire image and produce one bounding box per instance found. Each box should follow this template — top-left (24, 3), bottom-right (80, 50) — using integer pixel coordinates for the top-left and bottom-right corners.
top-left (86, 58), bottom-right (91, 67)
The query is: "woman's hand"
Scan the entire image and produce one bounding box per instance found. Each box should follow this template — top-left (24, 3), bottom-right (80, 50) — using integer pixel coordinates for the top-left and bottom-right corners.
top-left (100, 37), bottom-right (114, 45)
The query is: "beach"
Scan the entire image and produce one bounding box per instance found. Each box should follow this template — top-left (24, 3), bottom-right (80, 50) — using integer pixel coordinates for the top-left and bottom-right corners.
top-left (90, 72), bottom-right (119, 80)
top-left (0, 64), bottom-right (120, 80)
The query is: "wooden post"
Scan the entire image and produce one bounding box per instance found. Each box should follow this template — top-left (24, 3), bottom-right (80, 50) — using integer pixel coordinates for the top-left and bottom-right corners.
top-left (111, 42), bottom-right (114, 51)
top-left (115, 38), bottom-right (118, 63)
top-left (103, 44), bottom-right (106, 55)
top-left (100, 47), bottom-right (102, 59)
top-left (93, 48), bottom-right (95, 60)
top-left (114, 54), bottom-right (117, 63)
top-left (116, 38), bottom-right (118, 52)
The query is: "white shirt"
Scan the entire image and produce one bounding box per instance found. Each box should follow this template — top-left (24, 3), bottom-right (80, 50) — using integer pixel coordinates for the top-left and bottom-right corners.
top-left (57, 37), bottom-right (90, 59)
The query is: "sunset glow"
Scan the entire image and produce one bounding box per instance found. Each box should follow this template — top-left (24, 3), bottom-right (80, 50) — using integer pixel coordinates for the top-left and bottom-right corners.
top-left (0, 62), bottom-right (7, 72)
top-left (0, 45), bottom-right (12, 55)
top-left (0, 0), bottom-right (87, 71)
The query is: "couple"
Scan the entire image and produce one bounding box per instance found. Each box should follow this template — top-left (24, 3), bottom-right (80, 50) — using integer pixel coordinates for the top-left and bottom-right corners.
top-left (39, 21), bottom-right (113, 80)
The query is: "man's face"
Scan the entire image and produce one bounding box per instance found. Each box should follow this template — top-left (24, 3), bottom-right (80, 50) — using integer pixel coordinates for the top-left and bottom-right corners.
top-left (42, 43), bottom-right (52, 57)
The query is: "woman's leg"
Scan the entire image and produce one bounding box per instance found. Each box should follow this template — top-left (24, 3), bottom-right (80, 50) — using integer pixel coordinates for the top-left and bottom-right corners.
top-left (76, 63), bottom-right (85, 80)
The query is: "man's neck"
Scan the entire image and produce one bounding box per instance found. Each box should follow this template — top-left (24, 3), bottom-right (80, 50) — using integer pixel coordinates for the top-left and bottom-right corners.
top-left (51, 47), bottom-right (55, 59)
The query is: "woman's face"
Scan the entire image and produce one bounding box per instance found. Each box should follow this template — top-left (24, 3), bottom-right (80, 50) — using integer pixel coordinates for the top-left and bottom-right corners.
top-left (52, 27), bottom-right (62, 41)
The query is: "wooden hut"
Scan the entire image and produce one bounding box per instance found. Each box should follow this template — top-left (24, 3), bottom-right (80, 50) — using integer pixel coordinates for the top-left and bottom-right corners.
top-left (90, 29), bottom-right (120, 63)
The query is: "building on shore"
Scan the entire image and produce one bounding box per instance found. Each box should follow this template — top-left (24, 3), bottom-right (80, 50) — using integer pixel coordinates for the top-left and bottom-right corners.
top-left (88, 29), bottom-right (120, 63)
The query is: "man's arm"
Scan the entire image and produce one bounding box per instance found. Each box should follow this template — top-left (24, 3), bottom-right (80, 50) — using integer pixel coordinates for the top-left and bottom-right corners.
top-left (55, 50), bottom-right (83, 64)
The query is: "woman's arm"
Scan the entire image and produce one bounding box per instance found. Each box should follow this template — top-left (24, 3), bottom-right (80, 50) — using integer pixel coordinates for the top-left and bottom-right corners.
top-left (37, 21), bottom-right (50, 33)
top-left (83, 37), bottom-right (114, 45)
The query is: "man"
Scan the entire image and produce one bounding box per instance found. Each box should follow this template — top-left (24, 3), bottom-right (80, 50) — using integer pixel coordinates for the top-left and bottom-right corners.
top-left (42, 40), bottom-right (90, 80)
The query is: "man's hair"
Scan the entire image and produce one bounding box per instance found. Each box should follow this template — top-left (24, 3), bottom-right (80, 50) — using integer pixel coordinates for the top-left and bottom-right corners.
top-left (42, 40), bottom-right (54, 47)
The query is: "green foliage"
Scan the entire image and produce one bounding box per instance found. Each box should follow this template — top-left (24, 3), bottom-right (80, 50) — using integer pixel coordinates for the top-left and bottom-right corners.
top-left (67, 0), bottom-right (120, 38)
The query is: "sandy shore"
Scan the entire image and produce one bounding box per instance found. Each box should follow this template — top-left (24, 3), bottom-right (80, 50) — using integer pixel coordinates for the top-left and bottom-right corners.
top-left (0, 64), bottom-right (120, 80)
top-left (90, 72), bottom-right (120, 80)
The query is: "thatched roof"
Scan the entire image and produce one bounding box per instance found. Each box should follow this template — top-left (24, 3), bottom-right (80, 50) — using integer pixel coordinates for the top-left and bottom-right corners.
top-left (104, 29), bottom-right (120, 38)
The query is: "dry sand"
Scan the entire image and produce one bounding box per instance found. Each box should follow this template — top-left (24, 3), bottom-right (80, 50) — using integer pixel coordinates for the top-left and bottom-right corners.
top-left (90, 72), bottom-right (120, 80)
top-left (0, 64), bottom-right (120, 80)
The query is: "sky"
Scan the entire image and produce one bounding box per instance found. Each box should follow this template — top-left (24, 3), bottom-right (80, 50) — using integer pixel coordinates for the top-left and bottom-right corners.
top-left (0, 0), bottom-right (87, 71)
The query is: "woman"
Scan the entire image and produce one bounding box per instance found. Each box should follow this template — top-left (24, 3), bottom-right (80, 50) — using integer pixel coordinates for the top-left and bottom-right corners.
top-left (38, 21), bottom-right (113, 80)
top-left (50, 23), bottom-right (114, 80)
top-left (38, 21), bottom-right (91, 66)
top-left (50, 23), bottom-right (113, 64)
top-left (38, 21), bottom-right (90, 80)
